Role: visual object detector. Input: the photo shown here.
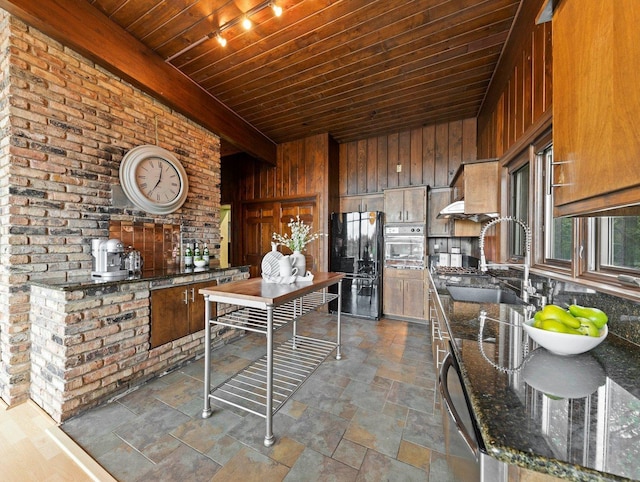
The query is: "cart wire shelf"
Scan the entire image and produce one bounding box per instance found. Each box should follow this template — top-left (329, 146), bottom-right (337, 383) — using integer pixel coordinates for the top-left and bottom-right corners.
top-left (210, 291), bottom-right (339, 334)
top-left (208, 335), bottom-right (336, 418)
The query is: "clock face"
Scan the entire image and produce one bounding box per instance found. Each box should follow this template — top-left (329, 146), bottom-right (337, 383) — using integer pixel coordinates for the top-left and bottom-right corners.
top-left (119, 145), bottom-right (189, 214)
top-left (135, 156), bottom-right (182, 203)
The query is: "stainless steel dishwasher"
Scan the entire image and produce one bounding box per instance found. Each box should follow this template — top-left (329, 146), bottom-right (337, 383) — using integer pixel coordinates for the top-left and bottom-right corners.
top-left (439, 345), bottom-right (508, 481)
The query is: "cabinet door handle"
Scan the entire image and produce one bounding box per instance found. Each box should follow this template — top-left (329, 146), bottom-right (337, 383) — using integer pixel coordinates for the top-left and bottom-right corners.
top-left (191, 288), bottom-right (196, 303)
top-left (183, 289), bottom-right (189, 305)
top-left (547, 159), bottom-right (572, 195)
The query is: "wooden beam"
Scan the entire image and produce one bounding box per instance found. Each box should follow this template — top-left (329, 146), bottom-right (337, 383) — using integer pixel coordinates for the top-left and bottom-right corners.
top-left (0, 0), bottom-right (277, 165)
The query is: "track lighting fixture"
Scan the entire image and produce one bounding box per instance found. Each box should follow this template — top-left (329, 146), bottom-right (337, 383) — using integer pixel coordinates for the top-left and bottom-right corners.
top-left (271, 2), bottom-right (283, 17)
top-left (165, 0), bottom-right (286, 61)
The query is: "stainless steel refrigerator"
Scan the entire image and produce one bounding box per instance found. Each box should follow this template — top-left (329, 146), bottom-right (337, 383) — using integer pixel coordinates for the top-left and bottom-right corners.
top-left (329, 211), bottom-right (383, 319)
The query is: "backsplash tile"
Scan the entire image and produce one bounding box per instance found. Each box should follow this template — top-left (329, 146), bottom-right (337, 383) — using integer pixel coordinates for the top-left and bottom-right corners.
top-left (540, 277), bottom-right (640, 347)
top-left (109, 221), bottom-right (181, 271)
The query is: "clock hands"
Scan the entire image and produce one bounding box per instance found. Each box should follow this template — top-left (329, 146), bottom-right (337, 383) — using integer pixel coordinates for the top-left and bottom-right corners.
top-left (148, 161), bottom-right (164, 196)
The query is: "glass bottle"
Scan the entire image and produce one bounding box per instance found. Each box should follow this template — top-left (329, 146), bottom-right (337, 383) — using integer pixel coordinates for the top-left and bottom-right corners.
top-left (184, 244), bottom-right (193, 267)
top-left (202, 243), bottom-right (210, 263)
top-left (194, 242), bottom-right (201, 259)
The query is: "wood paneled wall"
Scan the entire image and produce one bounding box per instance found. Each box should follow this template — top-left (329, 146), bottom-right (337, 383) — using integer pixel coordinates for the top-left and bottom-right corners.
top-left (338, 118), bottom-right (477, 195)
top-left (477, 4), bottom-right (552, 158)
top-left (223, 133), bottom-right (339, 272)
top-left (224, 133), bottom-right (338, 203)
top-left (475, 0), bottom-right (551, 264)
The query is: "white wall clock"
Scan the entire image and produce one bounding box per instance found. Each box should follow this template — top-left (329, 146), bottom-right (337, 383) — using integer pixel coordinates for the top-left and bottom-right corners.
top-left (119, 145), bottom-right (189, 214)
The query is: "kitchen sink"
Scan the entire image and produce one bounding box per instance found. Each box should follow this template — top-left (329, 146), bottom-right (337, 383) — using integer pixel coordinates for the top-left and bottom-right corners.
top-left (446, 285), bottom-right (522, 304)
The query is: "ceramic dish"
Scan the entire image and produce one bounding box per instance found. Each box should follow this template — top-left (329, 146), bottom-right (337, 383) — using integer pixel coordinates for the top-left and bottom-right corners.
top-left (523, 318), bottom-right (607, 356)
top-left (261, 250), bottom-right (283, 277)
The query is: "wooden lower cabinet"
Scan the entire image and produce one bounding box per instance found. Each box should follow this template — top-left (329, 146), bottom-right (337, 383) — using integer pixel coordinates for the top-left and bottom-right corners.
top-left (150, 281), bottom-right (215, 348)
top-left (383, 268), bottom-right (425, 320)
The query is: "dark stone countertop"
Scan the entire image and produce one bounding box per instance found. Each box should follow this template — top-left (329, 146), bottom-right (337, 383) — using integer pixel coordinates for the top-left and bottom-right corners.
top-left (430, 271), bottom-right (640, 482)
top-left (29, 265), bottom-right (250, 291)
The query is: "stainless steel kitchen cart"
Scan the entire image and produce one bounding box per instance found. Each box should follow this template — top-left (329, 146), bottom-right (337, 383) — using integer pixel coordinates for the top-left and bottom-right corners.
top-left (200, 272), bottom-right (344, 446)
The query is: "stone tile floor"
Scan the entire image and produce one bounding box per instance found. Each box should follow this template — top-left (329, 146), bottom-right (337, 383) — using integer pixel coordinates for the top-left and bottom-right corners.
top-left (62, 311), bottom-right (471, 481)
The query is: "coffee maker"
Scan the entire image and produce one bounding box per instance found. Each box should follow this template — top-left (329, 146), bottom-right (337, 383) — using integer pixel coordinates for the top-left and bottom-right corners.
top-left (91, 238), bottom-right (129, 279)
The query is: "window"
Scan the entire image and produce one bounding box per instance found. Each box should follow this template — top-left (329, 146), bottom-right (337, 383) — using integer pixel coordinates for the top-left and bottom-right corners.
top-left (511, 128), bottom-right (640, 289)
top-left (542, 146), bottom-right (572, 263)
top-left (598, 216), bottom-right (640, 271)
top-left (539, 144), bottom-right (640, 277)
top-left (511, 163), bottom-right (529, 258)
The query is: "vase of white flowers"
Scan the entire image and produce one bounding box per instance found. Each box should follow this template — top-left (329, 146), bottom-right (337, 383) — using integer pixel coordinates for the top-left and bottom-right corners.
top-left (290, 250), bottom-right (305, 277)
top-left (272, 215), bottom-right (324, 275)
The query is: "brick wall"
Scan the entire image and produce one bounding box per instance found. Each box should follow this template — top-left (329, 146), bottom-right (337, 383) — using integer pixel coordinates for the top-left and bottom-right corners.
top-left (30, 269), bottom-right (248, 422)
top-left (0, 14), bottom-right (223, 406)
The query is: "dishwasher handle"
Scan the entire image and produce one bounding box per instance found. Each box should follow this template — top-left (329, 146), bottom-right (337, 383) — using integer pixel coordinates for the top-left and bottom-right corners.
top-left (439, 351), bottom-right (480, 459)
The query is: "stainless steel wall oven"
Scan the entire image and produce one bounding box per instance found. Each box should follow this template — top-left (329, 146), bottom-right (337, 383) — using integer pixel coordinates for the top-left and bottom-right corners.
top-left (383, 224), bottom-right (426, 269)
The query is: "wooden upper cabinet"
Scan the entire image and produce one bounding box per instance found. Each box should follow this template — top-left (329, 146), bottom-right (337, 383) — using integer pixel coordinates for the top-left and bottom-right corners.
top-left (428, 187), bottom-right (453, 237)
top-left (553, 0), bottom-right (640, 216)
top-left (464, 161), bottom-right (499, 215)
top-left (339, 194), bottom-right (384, 213)
top-left (384, 186), bottom-right (426, 224)
top-left (448, 160), bottom-right (499, 215)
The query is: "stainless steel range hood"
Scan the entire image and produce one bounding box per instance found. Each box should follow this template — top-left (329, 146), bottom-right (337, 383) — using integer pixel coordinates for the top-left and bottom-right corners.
top-left (437, 200), bottom-right (498, 223)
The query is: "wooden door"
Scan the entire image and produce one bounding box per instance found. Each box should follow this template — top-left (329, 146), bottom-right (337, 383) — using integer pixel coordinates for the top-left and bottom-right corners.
top-left (150, 286), bottom-right (189, 348)
top-left (243, 204), bottom-right (278, 278)
top-left (243, 198), bottom-right (318, 277)
top-left (279, 200), bottom-right (318, 272)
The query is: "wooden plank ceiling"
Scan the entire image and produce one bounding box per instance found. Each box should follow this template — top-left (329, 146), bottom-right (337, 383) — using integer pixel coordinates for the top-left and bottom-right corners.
top-left (64, 1), bottom-right (524, 157)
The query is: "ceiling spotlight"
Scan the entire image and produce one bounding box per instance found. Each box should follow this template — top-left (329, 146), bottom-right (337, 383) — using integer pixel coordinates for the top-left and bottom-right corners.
top-left (271, 2), bottom-right (282, 17)
top-left (216, 33), bottom-right (227, 47)
top-left (242, 16), bottom-right (252, 30)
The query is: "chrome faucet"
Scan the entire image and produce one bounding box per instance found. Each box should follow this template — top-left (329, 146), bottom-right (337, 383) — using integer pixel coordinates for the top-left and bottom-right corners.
top-left (479, 216), bottom-right (534, 303)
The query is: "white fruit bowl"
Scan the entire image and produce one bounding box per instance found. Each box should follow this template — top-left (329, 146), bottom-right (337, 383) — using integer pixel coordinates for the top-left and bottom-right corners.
top-left (193, 259), bottom-right (208, 268)
top-left (523, 318), bottom-right (608, 356)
